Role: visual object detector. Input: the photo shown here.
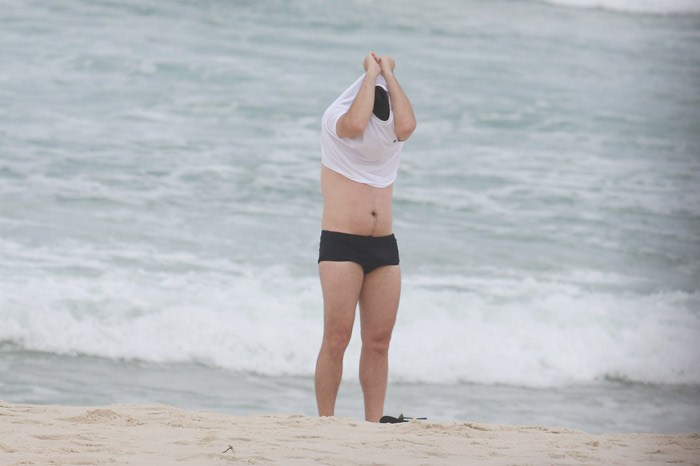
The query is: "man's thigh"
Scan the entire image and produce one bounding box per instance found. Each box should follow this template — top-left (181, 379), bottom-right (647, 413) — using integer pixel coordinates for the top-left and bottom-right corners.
top-left (319, 261), bottom-right (365, 334)
top-left (358, 265), bottom-right (401, 341)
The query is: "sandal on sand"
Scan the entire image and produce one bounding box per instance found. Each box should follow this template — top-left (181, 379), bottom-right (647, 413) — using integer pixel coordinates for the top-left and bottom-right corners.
top-left (379, 413), bottom-right (426, 424)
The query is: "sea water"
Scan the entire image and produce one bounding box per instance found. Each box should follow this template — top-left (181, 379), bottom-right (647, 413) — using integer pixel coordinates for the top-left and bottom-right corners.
top-left (1, 0), bottom-right (699, 434)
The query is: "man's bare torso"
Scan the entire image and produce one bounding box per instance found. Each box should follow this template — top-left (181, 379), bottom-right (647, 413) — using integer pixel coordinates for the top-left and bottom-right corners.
top-left (320, 165), bottom-right (393, 237)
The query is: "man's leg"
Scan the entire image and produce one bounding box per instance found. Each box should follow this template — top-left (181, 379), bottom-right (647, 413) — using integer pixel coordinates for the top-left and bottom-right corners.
top-left (315, 261), bottom-right (364, 417)
top-left (358, 265), bottom-right (401, 422)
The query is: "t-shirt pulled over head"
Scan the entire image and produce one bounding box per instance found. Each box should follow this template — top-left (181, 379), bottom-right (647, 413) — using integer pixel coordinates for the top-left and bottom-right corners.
top-left (320, 74), bottom-right (403, 188)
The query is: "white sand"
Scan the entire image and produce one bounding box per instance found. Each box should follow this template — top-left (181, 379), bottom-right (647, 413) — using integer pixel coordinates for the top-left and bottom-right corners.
top-left (1, 401), bottom-right (698, 465)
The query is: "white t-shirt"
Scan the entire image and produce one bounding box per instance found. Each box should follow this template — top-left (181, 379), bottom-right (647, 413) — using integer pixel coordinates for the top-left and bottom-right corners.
top-left (320, 74), bottom-right (403, 188)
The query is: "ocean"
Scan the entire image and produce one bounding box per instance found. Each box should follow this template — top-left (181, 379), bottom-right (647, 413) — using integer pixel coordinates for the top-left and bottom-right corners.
top-left (1, 0), bottom-right (699, 435)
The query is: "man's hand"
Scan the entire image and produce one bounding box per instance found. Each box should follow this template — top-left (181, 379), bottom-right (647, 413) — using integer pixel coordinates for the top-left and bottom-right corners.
top-left (378, 56), bottom-right (395, 77)
top-left (363, 51), bottom-right (381, 77)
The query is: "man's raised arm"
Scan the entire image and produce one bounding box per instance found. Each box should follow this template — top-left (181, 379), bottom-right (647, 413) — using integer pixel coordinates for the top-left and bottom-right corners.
top-left (379, 56), bottom-right (416, 141)
top-left (336, 52), bottom-right (381, 138)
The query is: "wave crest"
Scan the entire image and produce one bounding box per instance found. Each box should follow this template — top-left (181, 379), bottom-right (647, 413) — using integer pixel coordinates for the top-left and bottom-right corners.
top-left (538, 0), bottom-right (700, 14)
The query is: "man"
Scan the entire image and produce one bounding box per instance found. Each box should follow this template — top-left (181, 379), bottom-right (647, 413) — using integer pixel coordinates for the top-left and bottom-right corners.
top-left (315, 51), bottom-right (416, 422)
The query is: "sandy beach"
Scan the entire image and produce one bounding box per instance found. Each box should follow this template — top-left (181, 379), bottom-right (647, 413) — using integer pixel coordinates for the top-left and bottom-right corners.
top-left (1, 401), bottom-right (698, 465)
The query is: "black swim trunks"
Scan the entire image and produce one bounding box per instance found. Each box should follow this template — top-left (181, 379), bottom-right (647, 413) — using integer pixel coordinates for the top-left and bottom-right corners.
top-left (318, 230), bottom-right (400, 274)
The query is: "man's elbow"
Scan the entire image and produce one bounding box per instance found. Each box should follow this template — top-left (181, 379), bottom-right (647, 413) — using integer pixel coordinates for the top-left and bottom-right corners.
top-left (396, 121), bottom-right (416, 141)
top-left (337, 115), bottom-right (367, 138)
top-left (347, 119), bottom-right (368, 137)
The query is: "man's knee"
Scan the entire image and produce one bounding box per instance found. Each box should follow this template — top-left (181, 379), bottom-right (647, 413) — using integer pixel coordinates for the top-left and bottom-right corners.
top-left (322, 329), bottom-right (353, 356)
top-left (361, 331), bottom-right (392, 354)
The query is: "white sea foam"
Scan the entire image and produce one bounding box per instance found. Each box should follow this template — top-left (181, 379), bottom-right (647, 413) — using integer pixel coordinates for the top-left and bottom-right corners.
top-left (392, 275), bottom-right (700, 387)
top-left (538, 0), bottom-right (700, 13)
top-left (1, 264), bottom-right (698, 388)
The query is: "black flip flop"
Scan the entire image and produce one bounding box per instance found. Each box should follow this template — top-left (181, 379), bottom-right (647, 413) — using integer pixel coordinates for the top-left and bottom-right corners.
top-left (379, 413), bottom-right (427, 424)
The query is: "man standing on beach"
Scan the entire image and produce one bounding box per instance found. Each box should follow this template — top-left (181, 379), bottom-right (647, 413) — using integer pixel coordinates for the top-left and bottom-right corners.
top-left (315, 52), bottom-right (416, 422)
